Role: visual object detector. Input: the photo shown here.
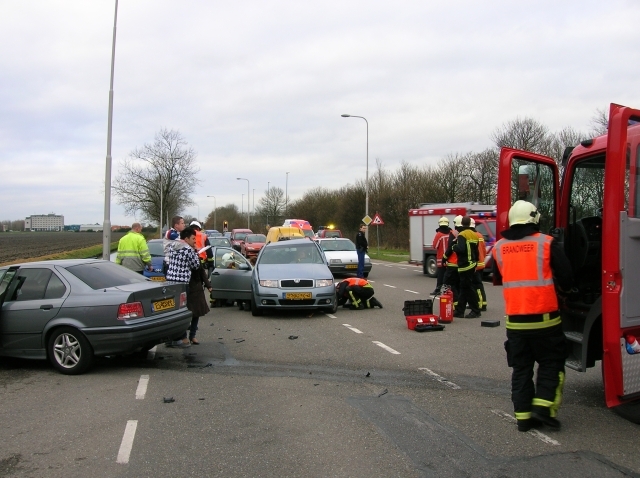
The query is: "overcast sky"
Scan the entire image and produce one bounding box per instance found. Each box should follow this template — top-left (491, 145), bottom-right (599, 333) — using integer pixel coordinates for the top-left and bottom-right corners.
top-left (2, 0), bottom-right (639, 226)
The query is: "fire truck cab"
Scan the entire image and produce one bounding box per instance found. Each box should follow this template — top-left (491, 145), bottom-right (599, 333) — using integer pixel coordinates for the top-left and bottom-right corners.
top-left (495, 103), bottom-right (640, 409)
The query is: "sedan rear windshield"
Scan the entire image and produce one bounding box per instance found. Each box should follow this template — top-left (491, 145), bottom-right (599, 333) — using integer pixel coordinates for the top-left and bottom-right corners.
top-left (246, 234), bottom-right (266, 243)
top-left (66, 261), bottom-right (149, 289)
top-left (147, 241), bottom-right (164, 257)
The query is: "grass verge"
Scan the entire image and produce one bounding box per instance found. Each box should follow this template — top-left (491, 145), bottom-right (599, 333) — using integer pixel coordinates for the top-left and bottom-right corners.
top-left (368, 248), bottom-right (410, 263)
top-left (0, 242), bottom-right (120, 266)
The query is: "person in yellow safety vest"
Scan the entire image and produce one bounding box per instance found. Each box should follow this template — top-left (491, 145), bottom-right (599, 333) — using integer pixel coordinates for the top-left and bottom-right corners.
top-left (442, 215), bottom-right (462, 306)
top-left (189, 221), bottom-right (214, 269)
top-left (335, 277), bottom-right (383, 310)
top-left (116, 223), bottom-right (152, 274)
top-left (470, 218), bottom-right (487, 311)
top-left (492, 200), bottom-right (573, 432)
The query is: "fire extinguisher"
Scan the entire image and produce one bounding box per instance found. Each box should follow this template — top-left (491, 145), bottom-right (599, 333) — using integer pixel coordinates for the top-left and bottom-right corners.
top-left (439, 288), bottom-right (454, 323)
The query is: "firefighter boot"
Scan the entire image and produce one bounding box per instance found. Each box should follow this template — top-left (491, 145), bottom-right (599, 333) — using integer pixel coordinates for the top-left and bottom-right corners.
top-left (517, 417), bottom-right (542, 432)
top-left (531, 411), bottom-right (561, 429)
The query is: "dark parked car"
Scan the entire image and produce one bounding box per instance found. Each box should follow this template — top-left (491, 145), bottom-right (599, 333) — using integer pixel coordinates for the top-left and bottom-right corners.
top-left (0, 259), bottom-right (191, 374)
top-left (208, 237), bottom-right (232, 248)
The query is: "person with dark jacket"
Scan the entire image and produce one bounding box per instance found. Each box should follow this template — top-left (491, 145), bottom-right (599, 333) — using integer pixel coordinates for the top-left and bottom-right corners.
top-left (492, 200), bottom-right (573, 432)
top-left (452, 216), bottom-right (480, 318)
top-left (185, 263), bottom-right (212, 344)
top-left (355, 224), bottom-right (368, 279)
top-left (442, 215), bottom-right (462, 308)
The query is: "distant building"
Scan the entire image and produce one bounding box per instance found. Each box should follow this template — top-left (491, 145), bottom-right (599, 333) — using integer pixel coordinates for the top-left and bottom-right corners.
top-left (64, 225), bottom-right (81, 232)
top-left (79, 224), bottom-right (103, 232)
top-left (25, 214), bottom-right (64, 231)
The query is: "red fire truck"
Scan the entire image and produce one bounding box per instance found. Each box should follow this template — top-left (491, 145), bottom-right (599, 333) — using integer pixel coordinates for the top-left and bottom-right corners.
top-left (409, 203), bottom-right (496, 276)
top-left (495, 103), bottom-right (640, 410)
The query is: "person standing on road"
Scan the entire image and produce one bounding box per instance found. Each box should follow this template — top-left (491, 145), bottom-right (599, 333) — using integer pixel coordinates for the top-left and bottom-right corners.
top-left (492, 200), bottom-right (573, 432)
top-left (190, 220), bottom-right (214, 270)
top-left (163, 215), bottom-right (186, 274)
top-left (431, 217), bottom-right (452, 295)
top-left (442, 215), bottom-right (462, 306)
top-left (470, 218), bottom-right (487, 311)
top-left (165, 226), bottom-right (202, 347)
top-left (452, 216), bottom-right (480, 318)
top-left (115, 223), bottom-right (152, 274)
top-left (355, 224), bottom-right (368, 279)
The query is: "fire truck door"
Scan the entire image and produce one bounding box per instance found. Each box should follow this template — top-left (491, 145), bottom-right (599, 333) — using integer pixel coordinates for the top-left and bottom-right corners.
top-left (602, 104), bottom-right (640, 406)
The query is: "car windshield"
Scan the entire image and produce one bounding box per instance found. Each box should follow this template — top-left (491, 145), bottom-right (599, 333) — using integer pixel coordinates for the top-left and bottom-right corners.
top-left (147, 241), bottom-right (164, 257)
top-left (234, 232), bottom-right (249, 241)
top-left (66, 261), bottom-right (149, 289)
top-left (210, 238), bottom-right (231, 247)
top-left (259, 244), bottom-right (325, 265)
top-left (320, 239), bottom-right (355, 252)
top-left (246, 234), bottom-right (266, 243)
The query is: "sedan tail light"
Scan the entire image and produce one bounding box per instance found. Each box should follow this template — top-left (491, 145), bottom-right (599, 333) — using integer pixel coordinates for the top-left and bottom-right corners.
top-left (117, 302), bottom-right (144, 320)
top-left (179, 292), bottom-right (187, 308)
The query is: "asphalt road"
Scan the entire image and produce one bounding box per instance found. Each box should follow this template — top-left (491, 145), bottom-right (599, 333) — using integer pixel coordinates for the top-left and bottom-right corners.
top-left (1, 261), bottom-right (639, 477)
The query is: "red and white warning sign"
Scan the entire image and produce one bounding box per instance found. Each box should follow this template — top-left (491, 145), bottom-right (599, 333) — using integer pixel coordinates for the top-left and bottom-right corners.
top-left (371, 213), bottom-right (384, 225)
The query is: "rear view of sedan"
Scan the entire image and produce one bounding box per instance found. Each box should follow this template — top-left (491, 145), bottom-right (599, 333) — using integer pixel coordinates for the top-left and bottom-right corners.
top-left (251, 239), bottom-right (337, 316)
top-left (0, 259), bottom-right (192, 374)
top-left (317, 238), bottom-right (372, 278)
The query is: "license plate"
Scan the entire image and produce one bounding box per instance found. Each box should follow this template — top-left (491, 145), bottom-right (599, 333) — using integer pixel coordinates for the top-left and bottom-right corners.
top-left (284, 292), bottom-right (312, 300)
top-left (345, 264), bottom-right (357, 269)
top-left (150, 276), bottom-right (166, 281)
top-left (152, 298), bottom-right (175, 312)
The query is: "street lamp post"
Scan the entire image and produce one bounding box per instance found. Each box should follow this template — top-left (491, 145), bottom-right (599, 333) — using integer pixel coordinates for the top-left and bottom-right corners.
top-left (159, 172), bottom-right (163, 239)
top-left (102, 0), bottom-right (119, 260)
top-left (241, 194), bottom-right (244, 216)
top-left (237, 178), bottom-right (250, 229)
top-left (267, 181), bottom-right (270, 226)
top-left (285, 172), bottom-right (289, 217)
top-left (207, 195), bottom-right (216, 231)
top-left (341, 114), bottom-right (369, 240)
top-left (252, 188), bottom-right (255, 221)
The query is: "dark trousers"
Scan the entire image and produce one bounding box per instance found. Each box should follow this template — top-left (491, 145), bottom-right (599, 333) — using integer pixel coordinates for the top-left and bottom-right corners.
top-left (473, 270), bottom-right (487, 309)
top-left (435, 266), bottom-right (446, 291)
top-left (356, 249), bottom-right (365, 278)
top-left (455, 268), bottom-right (479, 314)
top-left (443, 267), bottom-right (459, 305)
top-left (505, 324), bottom-right (567, 419)
top-left (347, 286), bottom-right (374, 307)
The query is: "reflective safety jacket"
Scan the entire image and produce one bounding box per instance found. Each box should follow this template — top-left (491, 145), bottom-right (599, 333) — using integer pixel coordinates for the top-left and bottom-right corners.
top-left (442, 230), bottom-right (459, 267)
top-left (493, 232), bottom-right (559, 329)
top-left (194, 230), bottom-right (214, 264)
top-left (432, 226), bottom-right (451, 267)
top-left (453, 228), bottom-right (478, 272)
top-left (474, 230), bottom-right (486, 271)
top-left (116, 231), bottom-right (151, 272)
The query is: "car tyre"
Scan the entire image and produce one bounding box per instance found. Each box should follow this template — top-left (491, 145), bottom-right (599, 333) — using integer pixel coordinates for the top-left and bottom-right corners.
top-left (251, 293), bottom-right (263, 316)
top-left (425, 255), bottom-right (437, 277)
top-left (47, 326), bottom-right (94, 375)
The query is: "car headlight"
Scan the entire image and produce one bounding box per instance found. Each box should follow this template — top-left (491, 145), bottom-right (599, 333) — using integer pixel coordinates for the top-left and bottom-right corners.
top-left (259, 280), bottom-right (279, 287)
top-left (315, 279), bottom-right (334, 287)
top-left (330, 259), bottom-right (342, 264)
top-left (365, 258), bottom-right (371, 263)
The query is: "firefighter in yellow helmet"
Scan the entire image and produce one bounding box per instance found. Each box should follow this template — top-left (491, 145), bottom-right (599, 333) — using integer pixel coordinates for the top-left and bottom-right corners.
top-left (431, 216), bottom-right (452, 295)
top-left (492, 200), bottom-right (573, 432)
top-left (470, 218), bottom-right (487, 311)
top-left (442, 215), bottom-right (463, 307)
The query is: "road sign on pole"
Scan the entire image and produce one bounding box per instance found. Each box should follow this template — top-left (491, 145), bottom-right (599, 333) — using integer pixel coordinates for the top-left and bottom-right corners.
top-left (371, 213), bottom-right (384, 225)
top-left (362, 215), bottom-right (372, 226)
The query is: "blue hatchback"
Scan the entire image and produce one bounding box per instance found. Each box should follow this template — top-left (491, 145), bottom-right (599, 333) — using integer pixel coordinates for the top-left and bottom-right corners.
top-left (143, 239), bottom-right (166, 281)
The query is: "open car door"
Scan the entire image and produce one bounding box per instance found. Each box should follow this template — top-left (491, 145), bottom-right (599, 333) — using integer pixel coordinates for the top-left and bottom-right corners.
top-left (495, 147), bottom-right (560, 285)
top-left (602, 104), bottom-right (640, 407)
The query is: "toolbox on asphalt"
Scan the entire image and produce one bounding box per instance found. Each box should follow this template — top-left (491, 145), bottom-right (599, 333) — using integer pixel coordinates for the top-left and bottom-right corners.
top-left (403, 300), bottom-right (445, 332)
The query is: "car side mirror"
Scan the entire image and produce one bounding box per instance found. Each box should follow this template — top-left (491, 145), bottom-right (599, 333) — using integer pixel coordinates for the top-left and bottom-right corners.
top-left (237, 263), bottom-right (250, 271)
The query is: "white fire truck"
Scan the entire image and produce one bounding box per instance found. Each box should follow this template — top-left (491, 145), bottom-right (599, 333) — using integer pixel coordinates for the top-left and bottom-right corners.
top-left (495, 103), bottom-right (640, 411)
top-left (409, 203), bottom-right (496, 276)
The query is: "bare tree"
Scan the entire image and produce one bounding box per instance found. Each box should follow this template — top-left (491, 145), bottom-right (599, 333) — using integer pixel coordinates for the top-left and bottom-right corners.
top-left (466, 148), bottom-right (499, 204)
top-left (254, 187), bottom-right (286, 226)
top-left (491, 117), bottom-right (552, 155)
top-left (590, 108), bottom-right (609, 137)
top-left (113, 129), bottom-right (200, 225)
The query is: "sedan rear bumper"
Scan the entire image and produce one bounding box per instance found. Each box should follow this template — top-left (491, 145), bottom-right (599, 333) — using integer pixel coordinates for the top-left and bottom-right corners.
top-left (82, 309), bottom-right (192, 356)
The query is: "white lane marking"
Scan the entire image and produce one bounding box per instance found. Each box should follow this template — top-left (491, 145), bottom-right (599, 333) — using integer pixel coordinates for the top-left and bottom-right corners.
top-left (135, 375), bottom-right (149, 400)
top-left (342, 324), bottom-right (363, 334)
top-left (491, 409), bottom-right (560, 446)
top-left (413, 269), bottom-right (421, 272)
top-left (383, 284), bottom-right (397, 288)
top-left (405, 289), bottom-right (420, 294)
top-left (383, 264), bottom-right (393, 268)
top-left (116, 420), bottom-right (139, 464)
top-left (418, 368), bottom-right (461, 389)
top-left (147, 345), bottom-right (157, 360)
top-left (372, 341), bottom-right (401, 354)
top-left (325, 313), bottom-right (337, 318)
top-left (398, 267), bottom-right (406, 270)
